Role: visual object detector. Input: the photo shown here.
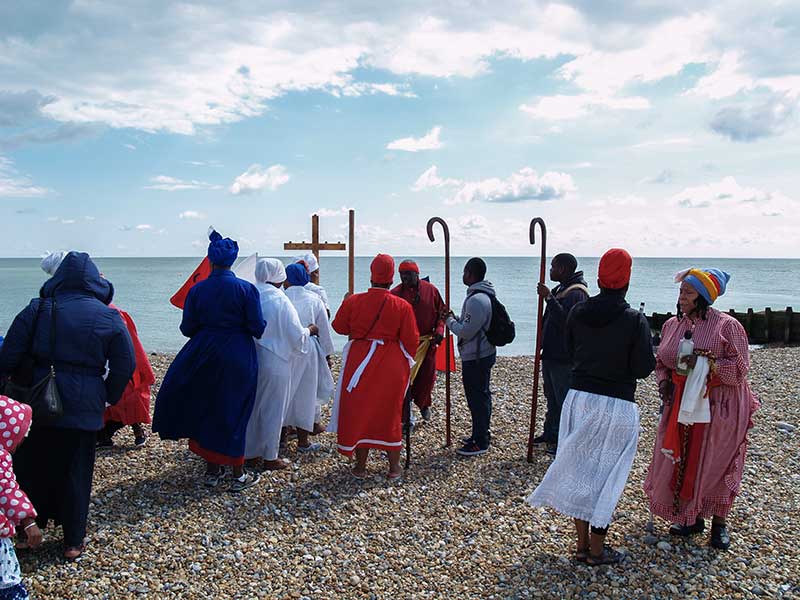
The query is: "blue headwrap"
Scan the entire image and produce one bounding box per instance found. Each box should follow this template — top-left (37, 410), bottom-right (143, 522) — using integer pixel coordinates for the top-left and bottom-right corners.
top-left (207, 229), bottom-right (238, 267)
top-left (286, 262), bottom-right (310, 286)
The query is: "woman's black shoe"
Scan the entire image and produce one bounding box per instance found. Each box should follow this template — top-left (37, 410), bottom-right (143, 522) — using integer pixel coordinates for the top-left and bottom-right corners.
top-left (710, 524), bottom-right (730, 550)
top-left (669, 517), bottom-right (705, 536)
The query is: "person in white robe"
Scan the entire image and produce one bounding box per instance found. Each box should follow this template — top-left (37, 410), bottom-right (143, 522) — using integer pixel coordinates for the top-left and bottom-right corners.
top-left (283, 263), bottom-right (335, 452)
top-left (244, 258), bottom-right (318, 470)
top-left (296, 253), bottom-right (330, 315)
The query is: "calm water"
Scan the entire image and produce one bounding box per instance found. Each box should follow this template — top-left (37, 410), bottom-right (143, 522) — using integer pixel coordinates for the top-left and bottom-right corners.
top-left (1, 257), bottom-right (798, 356)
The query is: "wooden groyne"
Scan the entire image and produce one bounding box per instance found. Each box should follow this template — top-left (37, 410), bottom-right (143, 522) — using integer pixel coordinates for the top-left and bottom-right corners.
top-left (647, 307), bottom-right (799, 345)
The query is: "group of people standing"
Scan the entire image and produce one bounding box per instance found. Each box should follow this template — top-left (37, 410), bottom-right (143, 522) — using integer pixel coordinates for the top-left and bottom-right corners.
top-left (527, 249), bottom-right (759, 565)
top-left (0, 232), bottom-right (761, 595)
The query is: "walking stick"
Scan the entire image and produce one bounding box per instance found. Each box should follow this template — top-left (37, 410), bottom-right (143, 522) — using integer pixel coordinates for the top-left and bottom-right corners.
top-left (427, 217), bottom-right (452, 447)
top-left (526, 217), bottom-right (547, 463)
top-left (404, 389), bottom-right (412, 469)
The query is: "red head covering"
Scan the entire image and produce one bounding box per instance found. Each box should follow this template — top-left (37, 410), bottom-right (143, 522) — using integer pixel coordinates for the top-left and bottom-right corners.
top-left (370, 254), bottom-right (395, 285)
top-left (398, 260), bottom-right (419, 273)
top-left (598, 248), bottom-right (632, 290)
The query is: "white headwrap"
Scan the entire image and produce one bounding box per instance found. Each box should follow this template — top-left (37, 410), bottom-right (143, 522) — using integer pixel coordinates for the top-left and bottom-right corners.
top-left (255, 258), bottom-right (286, 284)
top-left (300, 253), bottom-right (319, 274)
top-left (41, 251), bottom-right (68, 276)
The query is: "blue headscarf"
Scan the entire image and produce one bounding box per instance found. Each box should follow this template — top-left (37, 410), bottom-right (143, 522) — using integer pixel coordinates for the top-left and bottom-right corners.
top-left (286, 262), bottom-right (310, 286)
top-left (207, 229), bottom-right (238, 267)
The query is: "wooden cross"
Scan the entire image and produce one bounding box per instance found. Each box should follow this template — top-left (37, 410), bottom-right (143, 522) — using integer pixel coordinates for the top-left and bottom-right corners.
top-left (284, 210), bottom-right (355, 294)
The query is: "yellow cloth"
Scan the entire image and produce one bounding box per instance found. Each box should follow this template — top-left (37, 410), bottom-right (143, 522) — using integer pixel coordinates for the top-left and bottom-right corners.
top-left (408, 335), bottom-right (433, 385)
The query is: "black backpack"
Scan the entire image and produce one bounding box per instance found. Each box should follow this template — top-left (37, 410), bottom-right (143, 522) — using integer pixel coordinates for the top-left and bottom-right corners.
top-left (469, 290), bottom-right (516, 347)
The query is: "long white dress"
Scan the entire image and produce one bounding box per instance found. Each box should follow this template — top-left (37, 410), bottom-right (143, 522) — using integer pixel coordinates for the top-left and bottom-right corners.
top-left (304, 282), bottom-right (330, 312)
top-left (284, 285), bottom-right (335, 431)
top-left (244, 283), bottom-right (309, 460)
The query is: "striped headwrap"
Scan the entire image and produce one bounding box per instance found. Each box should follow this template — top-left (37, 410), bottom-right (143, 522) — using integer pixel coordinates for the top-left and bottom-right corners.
top-left (674, 268), bottom-right (730, 304)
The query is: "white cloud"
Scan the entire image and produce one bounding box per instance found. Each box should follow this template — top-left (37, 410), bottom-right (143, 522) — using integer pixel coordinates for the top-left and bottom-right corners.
top-left (60, 218), bottom-right (76, 224)
top-left (135, 224), bottom-right (152, 231)
top-left (0, 156), bottom-right (50, 198)
top-left (229, 164), bottom-right (290, 195)
top-left (520, 94), bottom-right (649, 120)
top-left (145, 175), bottom-right (222, 191)
top-left (179, 210), bottom-right (207, 220)
top-left (631, 137), bottom-right (694, 149)
top-left (640, 169), bottom-right (674, 185)
top-left (387, 126), bottom-right (443, 152)
top-left (588, 195), bottom-right (648, 209)
top-left (411, 166), bottom-right (461, 191)
top-left (709, 94), bottom-right (797, 142)
top-left (315, 206), bottom-right (352, 217)
top-left (669, 177), bottom-right (791, 216)
top-left (124, 143), bottom-right (137, 151)
top-left (445, 167), bottom-right (576, 205)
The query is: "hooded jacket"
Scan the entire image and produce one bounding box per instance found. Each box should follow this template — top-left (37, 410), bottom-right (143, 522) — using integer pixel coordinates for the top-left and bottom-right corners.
top-left (0, 395), bottom-right (37, 538)
top-left (0, 252), bottom-right (135, 430)
top-left (447, 280), bottom-right (497, 362)
top-left (566, 290), bottom-right (655, 401)
top-left (540, 271), bottom-right (589, 363)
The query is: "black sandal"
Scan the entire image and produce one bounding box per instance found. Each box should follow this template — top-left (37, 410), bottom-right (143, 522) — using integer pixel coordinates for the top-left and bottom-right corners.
top-left (710, 524), bottom-right (730, 550)
top-left (669, 517), bottom-right (705, 537)
top-left (586, 545), bottom-right (624, 567)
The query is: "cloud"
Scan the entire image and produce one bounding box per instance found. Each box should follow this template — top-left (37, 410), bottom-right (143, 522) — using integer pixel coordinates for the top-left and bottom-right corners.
top-left (179, 210), bottom-right (207, 220)
top-left (0, 89), bottom-right (57, 126)
top-left (135, 224), bottom-right (152, 231)
top-left (641, 169), bottom-right (674, 185)
top-left (185, 160), bottom-right (223, 167)
top-left (445, 167), bottom-right (576, 205)
top-left (145, 175), bottom-right (222, 191)
top-left (520, 94), bottom-right (649, 120)
top-left (315, 206), bottom-right (352, 217)
top-left (671, 176), bottom-right (771, 209)
top-left (0, 156), bottom-right (50, 198)
top-left (0, 122), bottom-right (101, 150)
top-left (60, 218), bottom-right (76, 224)
top-left (387, 126), bottom-right (443, 152)
top-left (588, 195), bottom-right (648, 208)
top-left (709, 94), bottom-right (796, 142)
top-left (229, 164), bottom-right (290, 195)
top-left (124, 143), bottom-right (136, 150)
top-left (631, 137), bottom-right (694, 149)
top-left (411, 165), bottom-right (461, 191)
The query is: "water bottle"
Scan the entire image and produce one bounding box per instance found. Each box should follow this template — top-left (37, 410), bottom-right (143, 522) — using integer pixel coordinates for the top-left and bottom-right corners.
top-left (639, 302), bottom-right (645, 314)
top-left (676, 331), bottom-right (694, 376)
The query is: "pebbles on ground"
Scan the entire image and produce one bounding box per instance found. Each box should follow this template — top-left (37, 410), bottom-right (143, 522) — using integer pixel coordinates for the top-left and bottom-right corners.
top-left (18, 347), bottom-right (800, 599)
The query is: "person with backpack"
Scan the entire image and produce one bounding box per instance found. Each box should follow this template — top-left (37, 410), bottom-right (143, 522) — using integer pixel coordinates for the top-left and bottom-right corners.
top-left (532, 253), bottom-right (589, 456)
top-left (447, 257), bottom-right (514, 457)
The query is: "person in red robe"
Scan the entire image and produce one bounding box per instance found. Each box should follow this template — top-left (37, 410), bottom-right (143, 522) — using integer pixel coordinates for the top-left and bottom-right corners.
top-left (327, 254), bottom-right (419, 479)
top-left (391, 260), bottom-right (445, 422)
top-left (97, 305), bottom-right (155, 447)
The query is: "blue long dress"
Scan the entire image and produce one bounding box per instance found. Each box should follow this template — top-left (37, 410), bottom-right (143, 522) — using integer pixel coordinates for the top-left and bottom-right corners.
top-left (153, 270), bottom-right (266, 464)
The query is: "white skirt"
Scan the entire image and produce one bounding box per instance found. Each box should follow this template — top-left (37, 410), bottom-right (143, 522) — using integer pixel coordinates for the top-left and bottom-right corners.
top-left (526, 389), bottom-right (640, 529)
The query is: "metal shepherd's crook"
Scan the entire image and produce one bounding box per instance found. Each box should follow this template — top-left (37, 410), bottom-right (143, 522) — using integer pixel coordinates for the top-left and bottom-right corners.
top-left (427, 217), bottom-right (452, 448)
top-left (526, 217), bottom-right (547, 463)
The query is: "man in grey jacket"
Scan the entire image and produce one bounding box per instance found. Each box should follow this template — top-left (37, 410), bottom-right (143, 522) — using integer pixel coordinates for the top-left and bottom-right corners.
top-left (446, 257), bottom-right (496, 456)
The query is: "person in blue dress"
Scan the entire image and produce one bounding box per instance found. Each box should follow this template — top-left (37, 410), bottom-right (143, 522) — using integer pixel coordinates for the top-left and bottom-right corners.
top-left (153, 230), bottom-right (266, 492)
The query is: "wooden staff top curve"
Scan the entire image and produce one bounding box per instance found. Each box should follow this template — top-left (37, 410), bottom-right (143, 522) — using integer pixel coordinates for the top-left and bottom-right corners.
top-left (426, 217), bottom-right (450, 245)
top-left (529, 217), bottom-right (547, 258)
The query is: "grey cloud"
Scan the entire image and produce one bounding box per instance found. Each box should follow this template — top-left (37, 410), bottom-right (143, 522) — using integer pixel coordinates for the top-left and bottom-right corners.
top-left (0, 90), bottom-right (57, 126)
top-left (710, 94), bottom-right (797, 142)
top-left (642, 169), bottom-right (673, 184)
top-left (0, 122), bottom-right (102, 150)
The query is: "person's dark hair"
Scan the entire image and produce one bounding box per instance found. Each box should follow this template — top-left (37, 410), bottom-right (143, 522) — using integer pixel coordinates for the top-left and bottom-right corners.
top-left (599, 284), bottom-right (628, 296)
top-left (677, 294), bottom-right (710, 321)
top-left (465, 257), bottom-right (487, 281)
top-left (553, 253), bottom-right (578, 274)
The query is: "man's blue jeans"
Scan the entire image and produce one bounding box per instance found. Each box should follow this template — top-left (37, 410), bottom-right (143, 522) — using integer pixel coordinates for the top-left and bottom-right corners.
top-left (542, 359), bottom-right (572, 444)
top-left (462, 353), bottom-right (496, 449)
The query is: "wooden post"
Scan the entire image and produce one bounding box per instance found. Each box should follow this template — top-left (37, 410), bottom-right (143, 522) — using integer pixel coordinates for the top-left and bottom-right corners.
top-left (785, 307), bottom-right (793, 344)
top-left (764, 307), bottom-right (772, 344)
top-left (746, 308), bottom-right (754, 339)
top-left (311, 214), bottom-right (320, 263)
top-left (348, 209), bottom-right (355, 295)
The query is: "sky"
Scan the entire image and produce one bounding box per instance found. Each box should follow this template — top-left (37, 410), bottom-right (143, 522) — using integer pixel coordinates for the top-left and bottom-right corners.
top-left (0, 0), bottom-right (798, 258)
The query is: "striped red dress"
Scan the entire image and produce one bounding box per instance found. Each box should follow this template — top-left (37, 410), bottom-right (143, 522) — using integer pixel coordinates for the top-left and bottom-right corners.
top-left (644, 308), bottom-right (759, 525)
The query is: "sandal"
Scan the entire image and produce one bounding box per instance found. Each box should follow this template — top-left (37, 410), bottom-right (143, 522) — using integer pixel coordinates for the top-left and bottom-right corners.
top-left (351, 469), bottom-right (368, 480)
top-left (387, 470), bottom-right (403, 481)
top-left (203, 468), bottom-right (225, 488)
top-left (228, 471), bottom-right (261, 493)
top-left (263, 459), bottom-right (290, 471)
top-left (585, 545), bottom-right (624, 567)
top-left (64, 544), bottom-right (85, 561)
top-left (575, 547), bottom-right (589, 562)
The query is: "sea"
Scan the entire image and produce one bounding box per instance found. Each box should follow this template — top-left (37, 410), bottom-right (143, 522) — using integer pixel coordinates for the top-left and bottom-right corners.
top-left (1, 257), bottom-right (798, 356)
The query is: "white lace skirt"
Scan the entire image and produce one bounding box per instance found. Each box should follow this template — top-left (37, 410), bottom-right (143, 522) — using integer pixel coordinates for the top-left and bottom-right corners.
top-left (526, 389), bottom-right (640, 529)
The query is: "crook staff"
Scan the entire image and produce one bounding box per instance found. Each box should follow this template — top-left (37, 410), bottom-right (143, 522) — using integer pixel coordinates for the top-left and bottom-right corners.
top-left (427, 217), bottom-right (452, 448)
top-left (527, 217), bottom-right (547, 462)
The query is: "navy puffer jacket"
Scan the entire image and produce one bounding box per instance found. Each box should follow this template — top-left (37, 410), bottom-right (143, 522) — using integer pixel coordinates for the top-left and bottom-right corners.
top-left (0, 252), bottom-right (135, 430)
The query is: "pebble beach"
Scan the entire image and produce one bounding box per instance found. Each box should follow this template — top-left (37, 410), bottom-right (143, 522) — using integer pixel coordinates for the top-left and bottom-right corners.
top-left (17, 347), bottom-right (800, 600)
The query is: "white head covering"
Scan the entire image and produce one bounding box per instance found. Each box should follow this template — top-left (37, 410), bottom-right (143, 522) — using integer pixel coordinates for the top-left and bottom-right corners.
top-left (255, 258), bottom-right (286, 284)
top-left (300, 253), bottom-right (319, 274)
top-left (41, 251), bottom-right (68, 276)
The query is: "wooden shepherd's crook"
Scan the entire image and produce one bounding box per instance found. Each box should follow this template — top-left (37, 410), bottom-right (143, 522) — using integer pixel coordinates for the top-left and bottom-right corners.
top-left (427, 217), bottom-right (452, 447)
top-left (526, 217), bottom-right (547, 463)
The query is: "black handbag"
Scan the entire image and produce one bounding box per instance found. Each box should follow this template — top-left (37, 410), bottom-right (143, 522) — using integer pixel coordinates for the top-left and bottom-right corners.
top-left (4, 300), bottom-right (63, 423)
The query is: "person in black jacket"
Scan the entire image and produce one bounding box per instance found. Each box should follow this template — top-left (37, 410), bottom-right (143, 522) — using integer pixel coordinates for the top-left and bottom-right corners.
top-left (0, 252), bottom-right (135, 560)
top-left (533, 253), bottom-right (589, 454)
top-left (527, 248), bottom-right (655, 567)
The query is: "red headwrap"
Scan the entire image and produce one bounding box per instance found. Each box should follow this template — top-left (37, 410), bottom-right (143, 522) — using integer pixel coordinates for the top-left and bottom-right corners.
top-left (598, 248), bottom-right (632, 290)
top-left (370, 253), bottom-right (395, 284)
top-left (398, 260), bottom-right (419, 273)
